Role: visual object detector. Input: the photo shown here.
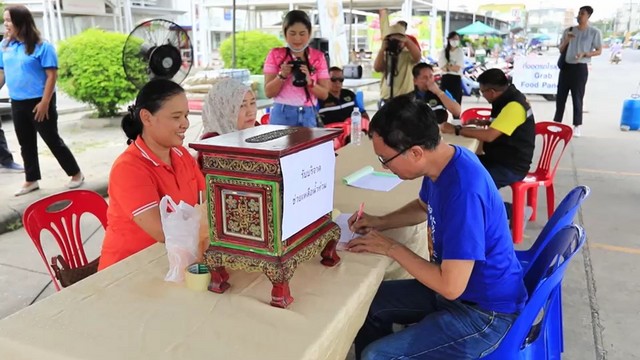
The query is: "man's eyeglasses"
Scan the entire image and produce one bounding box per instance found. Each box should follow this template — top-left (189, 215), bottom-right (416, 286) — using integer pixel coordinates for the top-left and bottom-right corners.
top-left (377, 146), bottom-right (412, 166)
top-left (330, 78), bottom-right (345, 83)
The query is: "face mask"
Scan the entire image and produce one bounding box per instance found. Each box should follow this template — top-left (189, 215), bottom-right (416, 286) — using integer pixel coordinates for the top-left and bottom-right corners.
top-left (449, 40), bottom-right (459, 47)
top-left (287, 43), bottom-right (309, 53)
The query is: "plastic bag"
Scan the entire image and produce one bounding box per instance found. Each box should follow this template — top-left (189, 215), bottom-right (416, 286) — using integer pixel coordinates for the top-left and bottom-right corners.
top-left (159, 195), bottom-right (201, 282)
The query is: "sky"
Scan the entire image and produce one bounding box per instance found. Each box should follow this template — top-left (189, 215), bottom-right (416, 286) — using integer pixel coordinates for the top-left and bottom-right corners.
top-left (436, 0), bottom-right (625, 20)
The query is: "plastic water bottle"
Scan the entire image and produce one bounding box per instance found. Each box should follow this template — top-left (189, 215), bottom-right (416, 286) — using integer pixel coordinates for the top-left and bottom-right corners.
top-left (351, 108), bottom-right (362, 146)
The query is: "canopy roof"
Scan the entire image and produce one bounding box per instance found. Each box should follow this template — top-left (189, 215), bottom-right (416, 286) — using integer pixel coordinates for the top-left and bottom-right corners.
top-left (456, 21), bottom-right (501, 36)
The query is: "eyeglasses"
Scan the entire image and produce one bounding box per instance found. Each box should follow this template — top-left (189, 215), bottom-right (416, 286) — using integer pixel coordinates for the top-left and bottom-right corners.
top-left (377, 146), bottom-right (412, 166)
top-left (330, 78), bottom-right (345, 83)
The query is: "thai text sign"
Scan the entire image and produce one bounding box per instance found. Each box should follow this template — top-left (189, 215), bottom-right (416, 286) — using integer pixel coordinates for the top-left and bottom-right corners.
top-left (512, 55), bottom-right (559, 95)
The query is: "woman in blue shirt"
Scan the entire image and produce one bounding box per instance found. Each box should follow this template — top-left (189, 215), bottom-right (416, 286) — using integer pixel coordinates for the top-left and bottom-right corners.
top-left (1, 5), bottom-right (83, 196)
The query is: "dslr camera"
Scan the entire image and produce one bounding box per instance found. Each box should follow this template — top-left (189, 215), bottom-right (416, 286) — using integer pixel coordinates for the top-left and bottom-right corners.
top-left (288, 58), bottom-right (307, 87)
top-left (385, 35), bottom-right (402, 55)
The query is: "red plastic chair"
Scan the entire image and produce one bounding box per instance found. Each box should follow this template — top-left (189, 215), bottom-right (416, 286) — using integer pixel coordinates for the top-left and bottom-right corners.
top-left (22, 190), bottom-right (108, 291)
top-left (510, 122), bottom-right (573, 244)
top-left (260, 113), bottom-right (270, 125)
top-left (460, 107), bottom-right (492, 125)
top-left (324, 122), bottom-right (348, 150)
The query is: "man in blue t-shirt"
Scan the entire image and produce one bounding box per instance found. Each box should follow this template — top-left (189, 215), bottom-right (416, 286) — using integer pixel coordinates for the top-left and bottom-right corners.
top-left (348, 94), bottom-right (527, 360)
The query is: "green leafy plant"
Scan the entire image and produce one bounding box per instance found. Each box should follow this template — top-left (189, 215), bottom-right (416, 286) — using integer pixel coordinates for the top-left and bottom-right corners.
top-left (57, 28), bottom-right (140, 117)
top-left (219, 31), bottom-right (283, 74)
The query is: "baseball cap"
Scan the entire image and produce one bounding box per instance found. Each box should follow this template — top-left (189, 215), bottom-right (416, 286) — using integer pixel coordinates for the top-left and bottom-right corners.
top-left (388, 24), bottom-right (406, 36)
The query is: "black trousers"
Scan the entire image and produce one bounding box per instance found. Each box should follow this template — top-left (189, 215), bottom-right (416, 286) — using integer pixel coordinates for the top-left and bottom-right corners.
top-left (11, 93), bottom-right (80, 182)
top-left (0, 119), bottom-right (14, 166)
top-left (554, 63), bottom-right (588, 126)
top-left (440, 74), bottom-right (463, 106)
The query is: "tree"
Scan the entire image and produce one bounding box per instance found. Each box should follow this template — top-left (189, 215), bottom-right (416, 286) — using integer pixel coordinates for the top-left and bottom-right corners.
top-left (57, 28), bottom-right (140, 117)
top-left (219, 31), bottom-right (282, 74)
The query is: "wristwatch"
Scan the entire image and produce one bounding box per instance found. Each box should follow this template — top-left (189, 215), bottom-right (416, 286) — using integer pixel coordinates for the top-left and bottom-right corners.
top-left (454, 125), bottom-right (462, 136)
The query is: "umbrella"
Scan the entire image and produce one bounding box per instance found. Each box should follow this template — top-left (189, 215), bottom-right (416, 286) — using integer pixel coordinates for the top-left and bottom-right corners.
top-left (456, 21), bottom-right (501, 36)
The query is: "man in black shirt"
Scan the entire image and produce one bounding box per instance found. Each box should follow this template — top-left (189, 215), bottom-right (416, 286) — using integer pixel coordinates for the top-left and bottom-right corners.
top-left (318, 67), bottom-right (369, 125)
top-left (411, 63), bottom-right (461, 124)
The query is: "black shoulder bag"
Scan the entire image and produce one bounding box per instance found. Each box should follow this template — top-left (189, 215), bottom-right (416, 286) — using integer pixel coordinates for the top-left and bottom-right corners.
top-left (557, 27), bottom-right (573, 70)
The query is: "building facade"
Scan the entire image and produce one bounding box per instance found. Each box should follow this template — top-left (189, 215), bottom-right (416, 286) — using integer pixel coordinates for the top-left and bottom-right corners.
top-left (614, 1), bottom-right (640, 34)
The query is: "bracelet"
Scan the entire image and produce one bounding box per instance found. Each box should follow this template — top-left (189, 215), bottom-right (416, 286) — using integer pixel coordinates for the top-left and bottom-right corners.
top-left (277, 72), bottom-right (287, 81)
top-left (454, 125), bottom-right (462, 136)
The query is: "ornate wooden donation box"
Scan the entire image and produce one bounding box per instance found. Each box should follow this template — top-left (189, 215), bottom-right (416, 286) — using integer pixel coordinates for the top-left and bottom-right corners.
top-left (190, 125), bottom-right (342, 308)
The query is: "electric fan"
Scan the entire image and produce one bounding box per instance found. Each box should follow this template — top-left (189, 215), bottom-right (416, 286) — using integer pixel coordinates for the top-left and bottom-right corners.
top-left (122, 19), bottom-right (193, 89)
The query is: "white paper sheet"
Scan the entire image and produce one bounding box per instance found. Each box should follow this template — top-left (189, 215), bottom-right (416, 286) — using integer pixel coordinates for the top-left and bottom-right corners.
top-left (334, 213), bottom-right (361, 250)
top-left (280, 141), bottom-right (336, 241)
top-left (349, 172), bottom-right (403, 192)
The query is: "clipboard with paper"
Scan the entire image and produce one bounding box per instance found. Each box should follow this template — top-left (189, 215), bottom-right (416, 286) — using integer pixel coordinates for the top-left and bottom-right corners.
top-left (342, 166), bottom-right (403, 192)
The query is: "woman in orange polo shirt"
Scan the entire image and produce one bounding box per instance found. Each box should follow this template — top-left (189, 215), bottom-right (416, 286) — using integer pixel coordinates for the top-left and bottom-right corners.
top-left (99, 79), bottom-right (205, 270)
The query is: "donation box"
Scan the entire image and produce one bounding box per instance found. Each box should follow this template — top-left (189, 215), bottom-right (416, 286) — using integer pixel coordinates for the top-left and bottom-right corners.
top-left (190, 125), bottom-right (342, 308)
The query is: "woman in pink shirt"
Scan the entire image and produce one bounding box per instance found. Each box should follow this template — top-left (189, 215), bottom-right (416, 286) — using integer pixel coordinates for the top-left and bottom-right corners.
top-left (263, 10), bottom-right (330, 127)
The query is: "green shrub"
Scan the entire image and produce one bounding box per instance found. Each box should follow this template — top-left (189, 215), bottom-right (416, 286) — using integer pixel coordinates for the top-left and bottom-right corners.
top-left (219, 31), bottom-right (282, 74)
top-left (57, 28), bottom-right (140, 117)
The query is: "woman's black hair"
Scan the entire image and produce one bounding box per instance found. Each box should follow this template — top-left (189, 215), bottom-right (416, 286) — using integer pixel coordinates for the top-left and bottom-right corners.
top-left (444, 31), bottom-right (460, 62)
top-left (4, 5), bottom-right (41, 55)
top-left (282, 10), bottom-right (312, 33)
top-left (122, 79), bottom-right (185, 145)
top-left (279, 10), bottom-right (315, 99)
top-left (368, 94), bottom-right (441, 152)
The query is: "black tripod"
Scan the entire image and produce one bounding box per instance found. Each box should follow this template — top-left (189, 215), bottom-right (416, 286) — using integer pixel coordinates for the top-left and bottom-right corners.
top-left (385, 50), bottom-right (400, 100)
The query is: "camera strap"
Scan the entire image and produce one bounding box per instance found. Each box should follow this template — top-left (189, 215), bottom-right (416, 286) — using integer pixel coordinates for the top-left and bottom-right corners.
top-left (283, 47), bottom-right (323, 126)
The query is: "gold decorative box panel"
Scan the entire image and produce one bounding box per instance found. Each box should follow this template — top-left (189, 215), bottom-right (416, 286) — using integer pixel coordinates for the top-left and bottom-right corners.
top-left (221, 189), bottom-right (264, 242)
top-left (208, 176), bottom-right (278, 255)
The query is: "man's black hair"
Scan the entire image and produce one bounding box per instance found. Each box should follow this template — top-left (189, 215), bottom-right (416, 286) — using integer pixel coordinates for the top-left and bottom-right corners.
top-left (368, 94), bottom-right (441, 152)
top-left (329, 66), bottom-right (343, 73)
top-left (412, 62), bottom-right (434, 78)
top-left (477, 68), bottom-right (509, 90)
top-left (579, 6), bottom-right (594, 16)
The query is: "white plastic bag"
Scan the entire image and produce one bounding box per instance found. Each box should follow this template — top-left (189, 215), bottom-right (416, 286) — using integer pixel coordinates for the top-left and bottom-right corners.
top-left (159, 195), bottom-right (201, 282)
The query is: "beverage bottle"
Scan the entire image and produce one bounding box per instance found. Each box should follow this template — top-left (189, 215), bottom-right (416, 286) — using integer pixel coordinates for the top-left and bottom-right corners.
top-left (350, 108), bottom-right (362, 146)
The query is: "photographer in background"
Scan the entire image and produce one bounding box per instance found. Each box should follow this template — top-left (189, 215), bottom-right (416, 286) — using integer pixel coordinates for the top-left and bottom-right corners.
top-left (374, 9), bottom-right (421, 106)
top-left (264, 10), bottom-right (330, 127)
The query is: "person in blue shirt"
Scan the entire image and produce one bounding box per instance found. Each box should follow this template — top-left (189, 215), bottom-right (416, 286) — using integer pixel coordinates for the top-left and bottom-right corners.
top-left (1, 5), bottom-right (83, 196)
top-left (347, 94), bottom-right (527, 359)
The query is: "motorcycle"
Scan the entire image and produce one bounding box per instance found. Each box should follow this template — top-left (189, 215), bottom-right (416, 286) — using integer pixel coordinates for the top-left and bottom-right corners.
top-left (611, 51), bottom-right (622, 64)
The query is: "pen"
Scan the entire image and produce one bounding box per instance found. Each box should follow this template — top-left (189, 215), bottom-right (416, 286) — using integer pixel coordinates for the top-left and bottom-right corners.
top-left (350, 202), bottom-right (365, 240)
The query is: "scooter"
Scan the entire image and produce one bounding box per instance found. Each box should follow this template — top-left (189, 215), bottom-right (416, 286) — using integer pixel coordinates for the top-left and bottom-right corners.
top-left (611, 52), bottom-right (622, 64)
top-left (461, 74), bottom-right (481, 97)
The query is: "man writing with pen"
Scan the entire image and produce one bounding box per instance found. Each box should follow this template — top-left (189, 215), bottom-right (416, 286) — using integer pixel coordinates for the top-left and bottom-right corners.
top-left (346, 94), bottom-right (526, 360)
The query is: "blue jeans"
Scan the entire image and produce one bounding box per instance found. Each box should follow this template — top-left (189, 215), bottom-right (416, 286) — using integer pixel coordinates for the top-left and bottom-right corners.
top-left (477, 155), bottom-right (525, 189)
top-left (355, 280), bottom-right (516, 360)
top-left (269, 103), bottom-right (317, 127)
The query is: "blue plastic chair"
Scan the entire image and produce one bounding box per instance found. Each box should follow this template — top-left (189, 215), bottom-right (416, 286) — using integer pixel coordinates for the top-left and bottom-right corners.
top-left (517, 185), bottom-right (590, 354)
top-left (482, 224), bottom-right (586, 360)
top-left (517, 185), bottom-right (590, 271)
